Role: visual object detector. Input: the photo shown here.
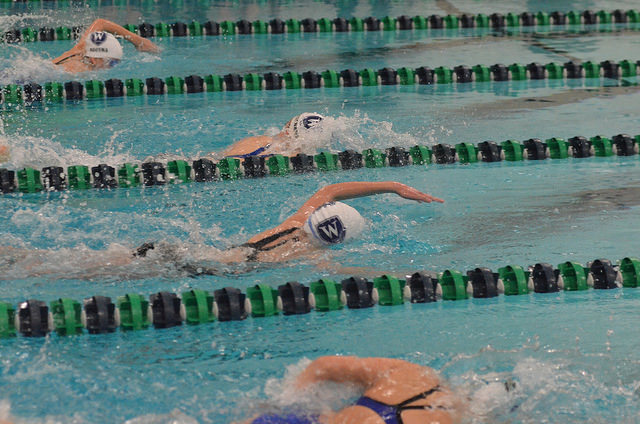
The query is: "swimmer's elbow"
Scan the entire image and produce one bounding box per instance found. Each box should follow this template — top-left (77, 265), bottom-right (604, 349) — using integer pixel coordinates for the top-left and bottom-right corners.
top-left (313, 185), bottom-right (338, 202)
top-left (89, 18), bottom-right (109, 30)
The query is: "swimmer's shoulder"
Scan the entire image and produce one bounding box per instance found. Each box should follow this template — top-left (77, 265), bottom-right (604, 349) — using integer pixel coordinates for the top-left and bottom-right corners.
top-left (53, 55), bottom-right (89, 73)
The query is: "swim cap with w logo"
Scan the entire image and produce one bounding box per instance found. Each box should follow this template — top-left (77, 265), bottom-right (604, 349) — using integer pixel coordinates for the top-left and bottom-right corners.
top-left (303, 202), bottom-right (365, 245)
top-left (85, 31), bottom-right (123, 60)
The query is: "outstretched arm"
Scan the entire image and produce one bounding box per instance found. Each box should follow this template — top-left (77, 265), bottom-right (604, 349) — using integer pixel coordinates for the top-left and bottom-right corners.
top-left (287, 181), bottom-right (443, 226)
top-left (245, 181), bottom-right (443, 244)
top-left (53, 18), bottom-right (159, 63)
top-left (82, 19), bottom-right (160, 52)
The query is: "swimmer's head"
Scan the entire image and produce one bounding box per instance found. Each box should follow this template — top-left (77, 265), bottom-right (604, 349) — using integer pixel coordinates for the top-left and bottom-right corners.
top-left (302, 202), bottom-right (365, 245)
top-left (283, 113), bottom-right (325, 139)
top-left (84, 32), bottom-right (123, 66)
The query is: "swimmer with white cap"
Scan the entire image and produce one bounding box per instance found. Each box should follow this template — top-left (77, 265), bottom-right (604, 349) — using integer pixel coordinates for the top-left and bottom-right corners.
top-left (135, 181), bottom-right (444, 269)
top-left (243, 181), bottom-right (443, 261)
top-left (0, 181), bottom-right (443, 279)
top-left (216, 112), bottom-right (325, 159)
top-left (52, 19), bottom-right (160, 73)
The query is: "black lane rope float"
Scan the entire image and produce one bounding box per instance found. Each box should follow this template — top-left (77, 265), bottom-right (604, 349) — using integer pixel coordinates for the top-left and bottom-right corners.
top-left (1, 132), bottom-right (638, 195)
top-left (1, 257), bottom-right (638, 338)
top-left (3, 9), bottom-right (640, 43)
top-left (2, 59), bottom-right (639, 105)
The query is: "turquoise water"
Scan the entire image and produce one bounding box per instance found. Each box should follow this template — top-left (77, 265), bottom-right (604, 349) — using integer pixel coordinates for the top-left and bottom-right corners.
top-left (2, 0), bottom-right (640, 423)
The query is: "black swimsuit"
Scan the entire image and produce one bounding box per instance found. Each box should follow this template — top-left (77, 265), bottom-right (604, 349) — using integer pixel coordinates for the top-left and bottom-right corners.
top-left (355, 385), bottom-right (446, 424)
top-left (53, 53), bottom-right (81, 65)
top-left (131, 227), bottom-right (300, 275)
top-left (241, 227), bottom-right (300, 261)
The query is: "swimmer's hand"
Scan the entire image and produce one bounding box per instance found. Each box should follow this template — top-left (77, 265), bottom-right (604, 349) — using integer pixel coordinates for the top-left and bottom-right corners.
top-left (394, 183), bottom-right (444, 203)
top-left (0, 145), bottom-right (9, 163)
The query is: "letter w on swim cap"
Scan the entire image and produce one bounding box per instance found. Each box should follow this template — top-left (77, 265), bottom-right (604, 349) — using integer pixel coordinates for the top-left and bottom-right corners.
top-left (85, 31), bottom-right (123, 60)
top-left (315, 216), bottom-right (345, 243)
top-left (303, 202), bottom-right (365, 245)
top-left (284, 113), bottom-right (324, 138)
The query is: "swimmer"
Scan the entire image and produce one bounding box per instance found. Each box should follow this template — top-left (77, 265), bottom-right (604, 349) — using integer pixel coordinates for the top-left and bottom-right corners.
top-left (52, 19), bottom-right (160, 73)
top-left (135, 181), bottom-right (444, 270)
top-left (240, 356), bottom-right (465, 424)
top-left (216, 113), bottom-right (325, 159)
top-left (0, 181), bottom-right (443, 280)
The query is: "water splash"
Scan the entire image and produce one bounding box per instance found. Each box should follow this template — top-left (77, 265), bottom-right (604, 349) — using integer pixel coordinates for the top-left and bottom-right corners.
top-left (123, 409), bottom-right (198, 424)
top-left (267, 111), bottom-right (440, 156)
top-left (0, 44), bottom-right (67, 86)
top-left (258, 358), bottom-right (359, 415)
top-left (1, 133), bottom-right (135, 169)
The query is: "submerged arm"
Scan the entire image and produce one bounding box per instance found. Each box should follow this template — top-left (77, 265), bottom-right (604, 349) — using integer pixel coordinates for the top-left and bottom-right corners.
top-left (295, 356), bottom-right (412, 388)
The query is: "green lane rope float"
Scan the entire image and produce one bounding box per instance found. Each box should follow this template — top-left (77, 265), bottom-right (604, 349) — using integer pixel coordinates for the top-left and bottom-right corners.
top-left (1, 59), bottom-right (639, 105)
top-left (0, 257), bottom-right (637, 339)
top-left (1, 132), bottom-right (639, 195)
top-left (3, 9), bottom-right (640, 43)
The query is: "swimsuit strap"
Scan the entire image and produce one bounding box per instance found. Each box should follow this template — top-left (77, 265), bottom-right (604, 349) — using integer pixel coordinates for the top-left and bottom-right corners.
top-left (355, 385), bottom-right (443, 424)
top-left (242, 227), bottom-right (300, 262)
top-left (243, 227), bottom-right (298, 251)
top-left (395, 385), bottom-right (444, 424)
top-left (396, 385), bottom-right (441, 407)
top-left (227, 144), bottom-right (272, 159)
top-left (354, 397), bottom-right (398, 424)
top-left (53, 52), bottom-right (81, 65)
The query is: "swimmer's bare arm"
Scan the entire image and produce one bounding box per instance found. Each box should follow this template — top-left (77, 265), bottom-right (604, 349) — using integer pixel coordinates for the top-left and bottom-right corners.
top-left (53, 18), bottom-right (159, 63)
top-left (84, 19), bottom-right (160, 52)
top-left (290, 181), bottom-right (444, 224)
top-left (216, 135), bottom-right (275, 158)
top-left (294, 356), bottom-right (417, 388)
top-left (246, 181), bottom-right (444, 244)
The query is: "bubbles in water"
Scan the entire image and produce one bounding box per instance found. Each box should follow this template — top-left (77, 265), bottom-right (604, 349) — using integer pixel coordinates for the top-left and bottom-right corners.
top-left (123, 409), bottom-right (198, 424)
top-left (0, 399), bottom-right (11, 421)
top-left (265, 110), bottom-right (442, 157)
top-left (0, 44), bottom-right (66, 86)
top-left (258, 358), bottom-right (359, 415)
top-left (1, 133), bottom-right (135, 169)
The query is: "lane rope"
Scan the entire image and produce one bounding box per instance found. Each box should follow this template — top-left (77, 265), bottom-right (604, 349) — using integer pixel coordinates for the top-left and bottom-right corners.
top-left (1, 59), bottom-right (639, 105)
top-left (0, 257), bottom-right (637, 338)
top-left (3, 9), bottom-right (640, 43)
top-left (1, 132), bottom-right (637, 195)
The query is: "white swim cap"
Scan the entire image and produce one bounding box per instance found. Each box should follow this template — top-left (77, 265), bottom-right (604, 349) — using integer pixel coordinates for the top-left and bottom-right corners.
top-left (283, 113), bottom-right (325, 139)
top-left (85, 32), bottom-right (123, 60)
top-left (303, 202), bottom-right (365, 245)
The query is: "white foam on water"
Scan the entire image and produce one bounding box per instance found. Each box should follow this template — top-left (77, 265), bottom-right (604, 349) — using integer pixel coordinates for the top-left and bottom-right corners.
top-left (0, 399), bottom-right (11, 421)
top-left (259, 358), bottom-right (360, 415)
top-left (1, 133), bottom-right (135, 169)
top-left (0, 44), bottom-right (67, 86)
top-left (123, 409), bottom-right (198, 424)
top-left (260, 111), bottom-right (442, 157)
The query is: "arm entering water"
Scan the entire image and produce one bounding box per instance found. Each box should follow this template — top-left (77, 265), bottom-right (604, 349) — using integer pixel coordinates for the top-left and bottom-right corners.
top-left (245, 181), bottom-right (444, 244)
top-left (53, 18), bottom-right (159, 64)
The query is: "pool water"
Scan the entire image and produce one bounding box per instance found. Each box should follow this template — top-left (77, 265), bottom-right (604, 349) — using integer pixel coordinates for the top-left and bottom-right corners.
top-left (2, 0), bottom-right (640, 423)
